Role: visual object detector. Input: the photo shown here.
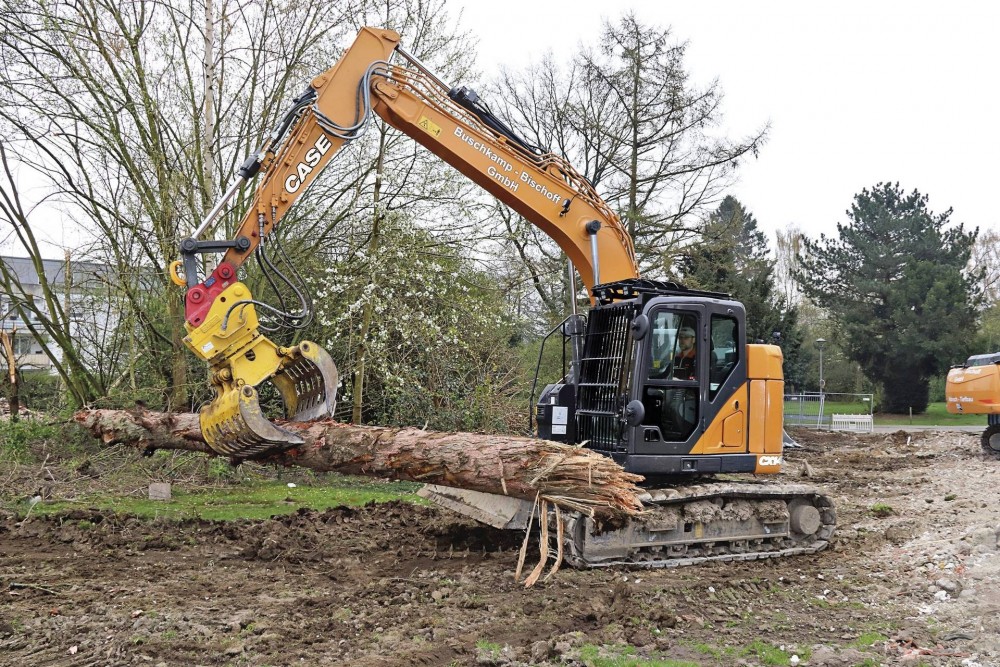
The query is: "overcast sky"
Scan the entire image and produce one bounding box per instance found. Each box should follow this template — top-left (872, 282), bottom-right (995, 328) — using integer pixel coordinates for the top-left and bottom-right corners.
top-left (448, 0), bottom-right (1000, 243)
top-left (8, 1), bottom-right (997, 258)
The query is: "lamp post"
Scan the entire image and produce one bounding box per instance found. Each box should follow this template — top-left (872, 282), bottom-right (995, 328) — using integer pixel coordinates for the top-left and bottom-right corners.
top-left (816, 338), bottom-right (827, 428)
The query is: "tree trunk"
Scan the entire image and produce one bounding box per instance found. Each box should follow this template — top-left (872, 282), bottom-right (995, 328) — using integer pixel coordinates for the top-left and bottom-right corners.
top-left (0, 330), bottom-right (18, 421)
top-left (352, 126), bottom-right (388, 424)
top-left (72, 409), bottom-right (645, 525)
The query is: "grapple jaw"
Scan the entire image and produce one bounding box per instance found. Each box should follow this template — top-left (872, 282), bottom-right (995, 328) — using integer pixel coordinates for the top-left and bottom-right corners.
top-left (201, 384), bottom-right (306, 457)
top-left (199, 341), bottom-right (339, 458)
top-left (270, 341), bottom-right (339, 423)
top-left (183, 282), bottom-right (340, 459)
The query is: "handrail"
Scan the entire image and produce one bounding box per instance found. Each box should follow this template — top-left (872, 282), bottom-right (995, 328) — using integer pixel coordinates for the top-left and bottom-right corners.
top-left (528, 314), bottom-right (577, 434)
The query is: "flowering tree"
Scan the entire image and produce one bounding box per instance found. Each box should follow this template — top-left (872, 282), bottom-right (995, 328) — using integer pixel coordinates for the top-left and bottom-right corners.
top-left (313, 217), bottom-right (524, 431)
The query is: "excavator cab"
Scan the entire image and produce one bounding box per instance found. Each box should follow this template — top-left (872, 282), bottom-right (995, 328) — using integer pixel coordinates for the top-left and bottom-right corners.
top-left (535, 279), bottom-right (783, 479)
top-left (945, 353), bottom-right (1000, 416)
top-left (945, 354), bottom-right (1000, 455)
top-left (522, 279), bottom-right (835, 566)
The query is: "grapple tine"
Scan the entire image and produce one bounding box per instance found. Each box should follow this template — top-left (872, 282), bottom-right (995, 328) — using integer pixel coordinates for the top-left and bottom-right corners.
top-left (200, 385), bottom-right (304, 458)
top-left (270, 340), bottom-right (339, 422)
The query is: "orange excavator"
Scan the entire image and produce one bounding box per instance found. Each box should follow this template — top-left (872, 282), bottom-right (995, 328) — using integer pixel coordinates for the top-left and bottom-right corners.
top-left (170, 27), bottom-right (835, 566)
top-left (945, 354), bottom-right (1000, 456)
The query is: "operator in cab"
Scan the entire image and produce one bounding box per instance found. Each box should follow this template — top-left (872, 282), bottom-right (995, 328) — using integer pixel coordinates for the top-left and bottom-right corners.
top-left (673, 326), bottom-right (697, 380)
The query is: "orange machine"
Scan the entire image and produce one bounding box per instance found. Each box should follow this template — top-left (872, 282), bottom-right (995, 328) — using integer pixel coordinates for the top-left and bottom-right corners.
top-left (171, 27), bottom-right (834, 566)
top-left (945, 353), bottom-right (1000, 455)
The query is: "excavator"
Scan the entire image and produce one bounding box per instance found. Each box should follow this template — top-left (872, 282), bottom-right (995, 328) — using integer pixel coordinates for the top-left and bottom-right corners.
top-left (945, 353), bottom-right (1000, 457)
top-left (169, 27), bottom-right (835, 567)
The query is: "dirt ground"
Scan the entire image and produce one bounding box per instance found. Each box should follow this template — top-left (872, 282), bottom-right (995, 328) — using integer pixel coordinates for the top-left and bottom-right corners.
top-left (2, 428), bottom-right (1000, 667)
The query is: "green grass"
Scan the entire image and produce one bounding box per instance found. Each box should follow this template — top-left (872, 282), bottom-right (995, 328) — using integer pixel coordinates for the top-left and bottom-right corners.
top-left (784, 399), bottom-right (873, 418)
top-left (687, 642), bottom-right (721, 658)
top-left (872, 402), bottom-right (984, 426)
top-left (739, 640), bottom-right (810, 666)
top-left (869, 503), bottom-right (894, 518)
top-left (852, 631), bottom-right (888, 647)
top-left (476, 640), bottom-right (504, 661)
top-left (22, 476), bottom-right (424, 521)
top-left (0, 418), bottom-right (63, 463)
top-left (785, 401), bottom-right (985, 427)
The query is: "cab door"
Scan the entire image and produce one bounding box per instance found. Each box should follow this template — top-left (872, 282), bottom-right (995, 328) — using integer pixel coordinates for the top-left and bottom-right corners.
top-left (633, 304), bottom-right (706, 455)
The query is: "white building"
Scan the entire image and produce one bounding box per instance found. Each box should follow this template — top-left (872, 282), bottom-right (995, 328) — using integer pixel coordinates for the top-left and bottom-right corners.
top-left (0, 255), bottom-right (114, 373)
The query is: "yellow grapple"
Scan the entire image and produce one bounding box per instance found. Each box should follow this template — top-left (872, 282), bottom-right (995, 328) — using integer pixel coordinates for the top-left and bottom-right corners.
top-left (183, 282), bottom-right (338, 458)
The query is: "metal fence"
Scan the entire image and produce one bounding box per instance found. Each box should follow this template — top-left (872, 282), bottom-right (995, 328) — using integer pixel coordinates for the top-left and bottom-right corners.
top-left (783, 392), bottom-right (874, 428)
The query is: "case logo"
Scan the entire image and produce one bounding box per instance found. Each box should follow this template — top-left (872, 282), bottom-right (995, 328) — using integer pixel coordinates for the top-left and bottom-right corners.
top-left (284, 135), bottom-right (333, 193)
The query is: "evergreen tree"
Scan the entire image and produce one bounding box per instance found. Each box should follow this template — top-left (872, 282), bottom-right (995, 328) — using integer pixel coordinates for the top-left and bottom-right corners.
top-left (796, 183), bottom-right (981, 413)
top-left (679, 196), bottom-right (804, 388)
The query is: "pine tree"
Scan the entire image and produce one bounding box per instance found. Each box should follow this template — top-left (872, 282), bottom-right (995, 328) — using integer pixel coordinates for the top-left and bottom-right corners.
top-left (796, 183), bottom-right (981, 413)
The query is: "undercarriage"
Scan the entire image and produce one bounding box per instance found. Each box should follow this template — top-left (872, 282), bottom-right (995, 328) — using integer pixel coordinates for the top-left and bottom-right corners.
top-left (419, 480), bottom-right (835, 568)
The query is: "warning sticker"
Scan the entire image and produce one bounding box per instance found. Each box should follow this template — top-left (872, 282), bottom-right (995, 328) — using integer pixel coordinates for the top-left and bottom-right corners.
top-left (552, 406), bottom-right (568, 425)
top-left (417, 116), bottom-right (442, 138)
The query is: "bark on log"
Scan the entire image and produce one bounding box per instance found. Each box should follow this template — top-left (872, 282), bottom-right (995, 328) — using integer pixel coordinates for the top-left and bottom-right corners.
top-left (73, 409), bottom-right (646, 524)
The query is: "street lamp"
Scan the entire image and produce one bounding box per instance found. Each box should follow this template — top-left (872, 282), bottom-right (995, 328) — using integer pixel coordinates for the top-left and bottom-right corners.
top-left (816, 338), bottom-right (827, 428)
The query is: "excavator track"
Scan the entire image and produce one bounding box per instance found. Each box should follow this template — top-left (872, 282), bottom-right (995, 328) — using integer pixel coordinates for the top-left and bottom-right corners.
top-left (419, 481), bottom-right (836, 569)
top-left (560, 481), bottom-right (836, 568)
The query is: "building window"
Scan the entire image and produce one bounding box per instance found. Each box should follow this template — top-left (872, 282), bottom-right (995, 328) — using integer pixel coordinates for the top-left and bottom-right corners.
top-left (13, 336), bottom-right (35, 355)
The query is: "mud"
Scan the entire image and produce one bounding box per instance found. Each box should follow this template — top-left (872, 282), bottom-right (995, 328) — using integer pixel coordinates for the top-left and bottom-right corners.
top-left (2, 428), bottom-right (998, 666)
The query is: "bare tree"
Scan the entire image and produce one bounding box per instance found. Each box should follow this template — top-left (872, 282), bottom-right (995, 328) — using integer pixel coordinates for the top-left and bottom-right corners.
top-left (774, 225), bottom-right (805, 306)
top-left (0, 143), bottom-right (110, 405)
top-left (971, 228), bottom-right (1000, 306)
top-left (302, 0), bottom-right (517, 423)
top-left (491, 12), bottom-right (769, 280)
top-left (0, 0), bottom-right (355, 408)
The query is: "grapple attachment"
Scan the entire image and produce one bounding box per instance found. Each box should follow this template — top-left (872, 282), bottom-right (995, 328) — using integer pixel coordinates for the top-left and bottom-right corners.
top-left (183, 281), bottom-right (340, 458)
top-left (201, 384), bottom-right (306, 457)
top-left (199, 340), bottom-right (339, 458)
top-left (270, 341), bottom-right (339, 423)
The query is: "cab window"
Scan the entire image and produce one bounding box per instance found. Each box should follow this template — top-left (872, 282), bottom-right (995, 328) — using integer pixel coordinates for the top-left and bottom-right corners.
top-left (647, 311), bottom-right (698, 381)
top-left (709, 315), bottom-right (739, 399)
top-left (642, 309), bottom-right (699, 442)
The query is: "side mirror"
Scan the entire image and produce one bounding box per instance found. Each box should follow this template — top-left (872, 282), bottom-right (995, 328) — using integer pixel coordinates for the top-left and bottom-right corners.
top-left (630, 315), bottom-right (649, 340)
top-left (624, 399), bottom-right (645, 427)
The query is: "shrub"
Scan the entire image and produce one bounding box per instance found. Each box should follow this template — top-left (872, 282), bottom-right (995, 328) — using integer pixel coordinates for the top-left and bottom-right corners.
top-left (0, 417), bottom-right (60, 463)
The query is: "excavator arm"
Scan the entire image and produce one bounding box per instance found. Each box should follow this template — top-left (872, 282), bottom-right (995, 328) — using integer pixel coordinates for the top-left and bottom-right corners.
top-left (175, 27), bottom-right (638, 457)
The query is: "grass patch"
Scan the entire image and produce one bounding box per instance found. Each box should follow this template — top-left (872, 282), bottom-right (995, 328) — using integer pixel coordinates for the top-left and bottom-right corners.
top-left (852, 631), bottom-right (888, 647)
top-left (687, 641), bottom-right (721, 658)
top-left (26, 475), bottom-right (424, 521)
top-left (0, 417), bottom-right (62, 463)
top-left (739, 640), bottom-right (810, 666)
top-left (869, 502), bottom-right (894, 518)
top-left (578, 644), bottom-right (699, 667)
top-left (784, 398), bottom-right (873, 418)
top-left (873, 402), bottom-right (984, 426)
top-left (785, 401), bottom-right (985, 427)
top-left (475, 640), bottom-right (504, 663)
